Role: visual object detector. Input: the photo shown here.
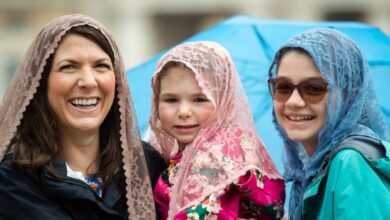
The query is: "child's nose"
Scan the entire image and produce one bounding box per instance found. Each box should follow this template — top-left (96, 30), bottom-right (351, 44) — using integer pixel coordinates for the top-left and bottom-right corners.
top-left (178, 103), bottom-right (192, 118)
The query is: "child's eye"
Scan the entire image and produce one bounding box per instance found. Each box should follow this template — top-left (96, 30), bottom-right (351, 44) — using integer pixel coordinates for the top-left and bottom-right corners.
top-left (163, 98), bottom-right (177, 103)
top-left (193, 97), bottom-right (209, 103)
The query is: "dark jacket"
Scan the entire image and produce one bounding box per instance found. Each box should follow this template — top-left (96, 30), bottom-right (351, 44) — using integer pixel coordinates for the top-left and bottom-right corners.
top-left (0, 141), bottom-right (166, 220)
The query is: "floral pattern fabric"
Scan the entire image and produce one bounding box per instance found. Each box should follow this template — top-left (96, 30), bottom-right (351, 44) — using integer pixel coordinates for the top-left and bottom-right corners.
top-left (154, 150), bottom-right (285, 220)
top-left (85, 177), bottom-right (103, 197)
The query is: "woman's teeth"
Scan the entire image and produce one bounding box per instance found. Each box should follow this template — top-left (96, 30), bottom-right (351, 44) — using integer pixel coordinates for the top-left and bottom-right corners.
top-left (71, 98), bottom-right (97, 106)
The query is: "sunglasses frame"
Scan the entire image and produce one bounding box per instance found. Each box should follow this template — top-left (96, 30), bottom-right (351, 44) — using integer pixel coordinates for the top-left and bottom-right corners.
top-left (268, 77), bottom-right (329, 104)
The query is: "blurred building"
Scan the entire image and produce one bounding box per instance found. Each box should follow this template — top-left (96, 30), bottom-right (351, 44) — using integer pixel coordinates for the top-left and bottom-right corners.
top-left (1, 0), bottom-right (389, 98)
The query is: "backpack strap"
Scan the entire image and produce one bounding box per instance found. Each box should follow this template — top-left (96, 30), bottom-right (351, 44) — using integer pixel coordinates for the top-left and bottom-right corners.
top-left (323, 135), bottom-right (385, 162)
top-left (302, 135), bottom-right (385, 220)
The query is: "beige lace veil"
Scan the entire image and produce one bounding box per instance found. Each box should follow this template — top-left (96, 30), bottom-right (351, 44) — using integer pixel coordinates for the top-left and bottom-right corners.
top-left (0, 14), bottom-right (155, 219)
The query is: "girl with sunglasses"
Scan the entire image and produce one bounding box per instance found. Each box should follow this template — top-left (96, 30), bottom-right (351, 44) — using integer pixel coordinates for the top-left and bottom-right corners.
top-left (268, 28), bottom-right (390, 219)
top-left (150, 41), bottom-right (285, 219)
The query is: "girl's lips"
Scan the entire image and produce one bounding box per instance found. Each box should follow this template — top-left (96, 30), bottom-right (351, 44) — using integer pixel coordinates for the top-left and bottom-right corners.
top-left (174, 124), bottom-right (199, 133)
top-left (175, 124), bottom-right (198, 128)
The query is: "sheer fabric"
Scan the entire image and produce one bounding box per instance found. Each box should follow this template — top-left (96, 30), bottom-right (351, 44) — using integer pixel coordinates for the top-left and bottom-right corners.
top-left (150, 41), bottom-right (283, 219)
top-left (268, 28), bottom-right (389, 219)
top-left (0, 14), bottom-right (154, 219)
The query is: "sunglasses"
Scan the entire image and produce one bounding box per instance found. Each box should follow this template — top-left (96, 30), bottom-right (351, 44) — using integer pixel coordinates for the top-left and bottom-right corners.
top-left (268, 77), bottom-right (329, 104)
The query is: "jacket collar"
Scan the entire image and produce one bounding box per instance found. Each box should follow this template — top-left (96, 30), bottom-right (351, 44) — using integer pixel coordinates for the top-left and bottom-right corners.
top-left (41, 157), bottom-right (126, 216)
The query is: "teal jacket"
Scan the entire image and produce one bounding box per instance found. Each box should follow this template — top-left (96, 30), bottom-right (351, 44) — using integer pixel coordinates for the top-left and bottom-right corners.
top-left (303, 140), bottom-right (390, 219)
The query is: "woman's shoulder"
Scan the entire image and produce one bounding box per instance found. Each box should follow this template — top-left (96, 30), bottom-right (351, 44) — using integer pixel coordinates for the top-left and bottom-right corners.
top-left (142, 141), bottom-right (161, 157)
top-left (142, 141), bottom-right (166, 165)
top-left (141, 141), bottom-right (167, 188)
top-left (0, 155), bottom-right (20, 180)
top-left (0, 159), bottom-right (73, 220)
top-left (0, 156), bottom-right (35, 188)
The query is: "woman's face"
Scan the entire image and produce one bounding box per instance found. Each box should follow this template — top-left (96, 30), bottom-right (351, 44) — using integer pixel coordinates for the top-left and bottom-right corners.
top-left (274, 50), bottom-right (328, 155)
top-left (47, 34), bottom-right (115, 136)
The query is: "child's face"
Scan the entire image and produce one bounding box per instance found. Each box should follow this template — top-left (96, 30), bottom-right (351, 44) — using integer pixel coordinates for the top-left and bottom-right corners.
top-left (274, 50), bottom-right (328, 155)
top-left (158, 66), bottom-right (215, 149)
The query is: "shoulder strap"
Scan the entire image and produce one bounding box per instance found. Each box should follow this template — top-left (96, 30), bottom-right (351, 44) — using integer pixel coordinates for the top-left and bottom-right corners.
top-left (303, 135), bottom-right (385, 220)
top-left (323, 135), bottom-right (385, 162)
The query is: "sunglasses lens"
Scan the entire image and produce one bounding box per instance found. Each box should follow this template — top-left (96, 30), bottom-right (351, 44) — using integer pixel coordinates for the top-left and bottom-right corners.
top-left (268, 78), bottom-right (328, 103)
top-left (268, 79), bottom-right (294, 102)
top-left (301, 80), bottom-right (328, 103)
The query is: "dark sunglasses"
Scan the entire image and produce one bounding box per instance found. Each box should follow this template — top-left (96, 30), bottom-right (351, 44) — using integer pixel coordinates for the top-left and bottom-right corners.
top-left (268, 77), bottom-right (329, 104)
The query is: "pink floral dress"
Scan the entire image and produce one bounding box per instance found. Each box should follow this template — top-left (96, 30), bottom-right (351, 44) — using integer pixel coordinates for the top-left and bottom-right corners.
top-left (154, 150), bottom-right (285, 220)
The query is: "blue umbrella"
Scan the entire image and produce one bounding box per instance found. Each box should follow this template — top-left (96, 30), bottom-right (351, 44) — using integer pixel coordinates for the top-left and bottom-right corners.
top-left (127, 15), bottom-right (390, 173)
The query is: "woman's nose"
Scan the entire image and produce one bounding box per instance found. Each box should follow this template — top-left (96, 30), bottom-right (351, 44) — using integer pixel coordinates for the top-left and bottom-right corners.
top-left (78, 67), bottom-right (98, 89)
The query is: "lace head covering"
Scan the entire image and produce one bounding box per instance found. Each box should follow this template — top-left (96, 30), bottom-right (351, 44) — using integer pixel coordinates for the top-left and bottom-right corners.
top-left (150, 41), bottom-right (283, 219)
top-left (0, 14), bottom-right (155, 219)
top-left (268, 28), bottom-right (389, 219)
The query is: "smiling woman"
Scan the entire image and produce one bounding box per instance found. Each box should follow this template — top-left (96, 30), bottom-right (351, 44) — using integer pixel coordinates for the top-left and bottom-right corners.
top-left (47, 34), bottom-right (116, 136)
top-left (0, 14), bottom-right (165, 220)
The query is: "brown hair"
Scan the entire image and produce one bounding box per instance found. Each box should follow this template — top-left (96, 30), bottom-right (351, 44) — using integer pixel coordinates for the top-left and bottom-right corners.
top-left (276, 47), bottom-right (312, 72)
top-left (151, 61), bottom-right (188, 129)
top-left (11, 25), bottom-right (121, 186)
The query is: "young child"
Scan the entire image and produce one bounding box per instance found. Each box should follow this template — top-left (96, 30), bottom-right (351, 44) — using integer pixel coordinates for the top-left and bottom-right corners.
top-left (150, 41), bottom-right (285, 220)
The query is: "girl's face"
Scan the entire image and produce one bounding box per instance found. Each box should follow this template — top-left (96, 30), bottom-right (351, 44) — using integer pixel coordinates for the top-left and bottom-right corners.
top-left (47, 34), bottom-right (116, 136)
top-left (158, 66), bottom-right (215, 149)
top-left (273, 50), bottom-right (328, 155)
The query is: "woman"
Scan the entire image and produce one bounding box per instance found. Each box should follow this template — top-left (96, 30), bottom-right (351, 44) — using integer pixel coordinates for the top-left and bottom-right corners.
top-left (0, 14), bottom-right (165, 220)
top-left (268, 28), bottom-right (390, 219)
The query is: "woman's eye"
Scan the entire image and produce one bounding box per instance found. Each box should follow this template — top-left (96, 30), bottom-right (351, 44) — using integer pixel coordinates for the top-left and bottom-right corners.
top-left (60, 64), bottom-right (76, 72)
top-left (95, 63), bottom-right (112, 70)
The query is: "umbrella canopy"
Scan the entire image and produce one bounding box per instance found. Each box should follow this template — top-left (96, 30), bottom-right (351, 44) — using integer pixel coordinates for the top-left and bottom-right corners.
top-left (127, 15), bottom-right (390, 172)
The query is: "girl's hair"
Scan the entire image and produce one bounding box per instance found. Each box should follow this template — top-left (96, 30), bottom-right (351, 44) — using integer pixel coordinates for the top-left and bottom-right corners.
top-left (276, 47), bottom-right (312, 71)
top-left (11, 25), bottom-right (122, 186)
top-left (152, 61), bottom-right (188, 123)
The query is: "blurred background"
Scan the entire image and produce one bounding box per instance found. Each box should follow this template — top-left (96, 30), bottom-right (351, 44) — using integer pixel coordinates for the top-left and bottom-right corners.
top-left (1, 0), bottom-right (390, 99)
top-left (2, 1), bottom-right (389, 215)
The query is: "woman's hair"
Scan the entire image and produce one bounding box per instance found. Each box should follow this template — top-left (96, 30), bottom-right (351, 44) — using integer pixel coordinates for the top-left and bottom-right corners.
top-left (11, 25), bottom-right (121, 185)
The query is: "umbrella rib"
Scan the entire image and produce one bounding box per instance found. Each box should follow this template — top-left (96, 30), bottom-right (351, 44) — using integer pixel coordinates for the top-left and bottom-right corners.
top-left (251, 25), bottom-right (274, 61)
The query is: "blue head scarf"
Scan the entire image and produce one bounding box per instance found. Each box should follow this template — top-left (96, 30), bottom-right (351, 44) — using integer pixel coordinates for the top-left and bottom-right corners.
top-left (268, 28), bottom-right (389, 219)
